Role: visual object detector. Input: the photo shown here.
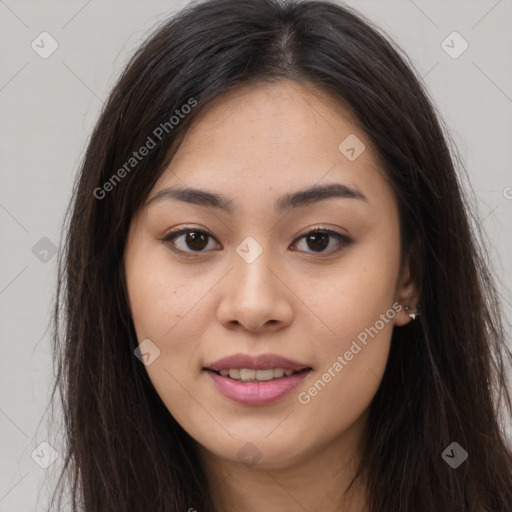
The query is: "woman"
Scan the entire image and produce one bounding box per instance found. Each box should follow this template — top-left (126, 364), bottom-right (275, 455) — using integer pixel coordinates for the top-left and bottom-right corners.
top-left (49, 0), bottom-right (512, 510)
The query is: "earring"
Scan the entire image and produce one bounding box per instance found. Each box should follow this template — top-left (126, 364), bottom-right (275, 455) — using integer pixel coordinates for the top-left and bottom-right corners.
top-left (404, 304), bottom-right (421, 320)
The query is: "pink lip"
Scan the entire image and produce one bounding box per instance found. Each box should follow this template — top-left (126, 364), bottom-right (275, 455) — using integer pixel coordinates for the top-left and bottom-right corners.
top-left (204, 369), bottom-right (311, 405)
top-left (204, 353), bottom-right (310, 372)
top-left (203, 353), bottom-right (312, 405)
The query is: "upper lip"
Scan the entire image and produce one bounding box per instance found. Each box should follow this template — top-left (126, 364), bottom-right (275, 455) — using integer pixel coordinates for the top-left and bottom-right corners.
top-left (204, 353), bottom-right (311, 372)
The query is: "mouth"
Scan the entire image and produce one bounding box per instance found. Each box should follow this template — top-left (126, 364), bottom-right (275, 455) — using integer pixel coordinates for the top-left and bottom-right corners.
top-left (203, 353), bottom-right (313, 405)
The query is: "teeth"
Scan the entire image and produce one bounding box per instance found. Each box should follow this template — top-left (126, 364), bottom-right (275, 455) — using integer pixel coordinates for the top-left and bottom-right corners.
top-left (272, 368), bottom-right (285, 379)
top-left (217, 368), bottom-right (300, 381)
top-left (239, 369), bottom-right (256, 381)
top-left (228, 369), bottom-right (241, 379)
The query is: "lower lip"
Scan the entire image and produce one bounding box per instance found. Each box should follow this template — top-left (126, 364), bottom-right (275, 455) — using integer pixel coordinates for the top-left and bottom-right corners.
top-left (204, 370), bottom-right (311, 405)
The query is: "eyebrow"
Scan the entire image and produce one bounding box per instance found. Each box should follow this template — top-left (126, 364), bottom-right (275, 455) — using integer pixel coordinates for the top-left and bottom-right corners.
top-left (145, 182), bottom-right (367, 213)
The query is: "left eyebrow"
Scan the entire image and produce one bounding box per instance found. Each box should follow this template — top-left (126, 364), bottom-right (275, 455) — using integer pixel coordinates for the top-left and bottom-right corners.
top-left (145, 182), bottom-right (367, 213)
top-left (276, 182), bottom-right (367, 212)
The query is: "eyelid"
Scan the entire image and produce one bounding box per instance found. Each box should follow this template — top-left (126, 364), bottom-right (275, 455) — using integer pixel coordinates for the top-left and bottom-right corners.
top-left (161, 225), bottom-right (212, 240)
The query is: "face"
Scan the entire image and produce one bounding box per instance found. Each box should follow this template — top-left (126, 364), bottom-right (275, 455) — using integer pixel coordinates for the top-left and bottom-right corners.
top-left (123, 80), bottom-right (417, 471)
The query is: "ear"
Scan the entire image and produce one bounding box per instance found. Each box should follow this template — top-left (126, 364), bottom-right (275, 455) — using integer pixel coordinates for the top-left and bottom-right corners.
top-left (393, 249), bottom-right (421, 327)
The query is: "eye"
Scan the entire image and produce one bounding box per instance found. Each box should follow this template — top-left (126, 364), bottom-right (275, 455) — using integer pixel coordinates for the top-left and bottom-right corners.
top-left (161, 226), bottom-right (221, 255)
top-left (291, 227), bottom-right (353, 255)
top-left (160, 226), bottom-right (353, 257)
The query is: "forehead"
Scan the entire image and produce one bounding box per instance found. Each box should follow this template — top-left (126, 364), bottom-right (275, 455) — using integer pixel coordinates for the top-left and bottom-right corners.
top-left (170, 80), bottom-right (367, 162)
top-left (148, 80), bottom-right (392, 213)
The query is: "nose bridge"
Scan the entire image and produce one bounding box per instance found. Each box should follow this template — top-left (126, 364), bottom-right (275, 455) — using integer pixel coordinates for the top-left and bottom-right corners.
top-left (232, 235), bottom-right (276, 297)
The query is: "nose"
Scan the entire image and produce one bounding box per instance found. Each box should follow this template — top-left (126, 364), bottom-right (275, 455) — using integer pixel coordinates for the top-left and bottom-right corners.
top-left (215, 249), bottom-right (294, 333)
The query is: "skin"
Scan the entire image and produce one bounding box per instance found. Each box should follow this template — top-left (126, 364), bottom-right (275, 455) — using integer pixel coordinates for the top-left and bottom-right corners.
top-left (123, 79), bottom-right (419, 512)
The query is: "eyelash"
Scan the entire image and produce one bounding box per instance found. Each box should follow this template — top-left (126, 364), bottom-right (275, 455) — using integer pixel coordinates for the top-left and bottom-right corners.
top-left (160, 225), bottom-right (353, 258)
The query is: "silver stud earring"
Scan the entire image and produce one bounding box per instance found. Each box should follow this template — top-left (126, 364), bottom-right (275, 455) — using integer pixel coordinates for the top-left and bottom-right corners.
top-left (404, 304), bottom-right (421, 320)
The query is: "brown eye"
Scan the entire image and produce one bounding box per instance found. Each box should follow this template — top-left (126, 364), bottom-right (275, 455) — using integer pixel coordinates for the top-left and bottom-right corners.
top-left (305, 232), bottom-right (329, 252)
top-left (291, 229), bottom-right (353, 255)
top-left (161, 226), bottom-right (352, 258)
top-left (183, 231), bottom-right (209, 251)
top-left (162, 228), bottom-right (221, 254)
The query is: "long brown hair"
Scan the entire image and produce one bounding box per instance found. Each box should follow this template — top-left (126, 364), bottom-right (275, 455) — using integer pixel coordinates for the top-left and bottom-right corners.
top-left (48, 0), bottom-right (512, 510)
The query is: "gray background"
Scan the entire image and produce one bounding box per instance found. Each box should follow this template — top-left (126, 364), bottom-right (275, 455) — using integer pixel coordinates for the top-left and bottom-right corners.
top-left (1, 0), bottom-right (511, 509)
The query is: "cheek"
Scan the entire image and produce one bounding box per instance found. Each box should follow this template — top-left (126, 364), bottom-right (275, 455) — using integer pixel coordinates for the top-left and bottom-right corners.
top-left (124, 249), bottom-right (211, 413)
top-left (126, 247), bottom-right (205, 343)
top-left (292, 232), bottom-right (399, 415)
top-left (293, 291), bottom-right (395, 454)
top-left (300, 238), bottom-right (400, 347)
